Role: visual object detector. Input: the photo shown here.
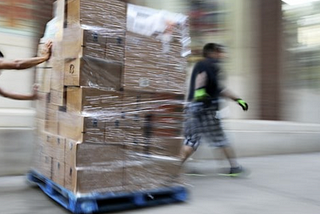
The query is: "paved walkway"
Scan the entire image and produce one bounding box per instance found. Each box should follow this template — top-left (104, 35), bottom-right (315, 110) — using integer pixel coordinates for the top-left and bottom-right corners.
top-left (1, 153), bottom-right (320, 214)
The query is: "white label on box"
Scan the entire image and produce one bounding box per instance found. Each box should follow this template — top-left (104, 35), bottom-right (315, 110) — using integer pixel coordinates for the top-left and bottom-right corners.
top-left (139, 78), bottom-right (150, 87)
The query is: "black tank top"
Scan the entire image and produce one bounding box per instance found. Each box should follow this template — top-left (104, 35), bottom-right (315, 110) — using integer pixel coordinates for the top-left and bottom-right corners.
top-left (187, 58), bottom-right (224, 102)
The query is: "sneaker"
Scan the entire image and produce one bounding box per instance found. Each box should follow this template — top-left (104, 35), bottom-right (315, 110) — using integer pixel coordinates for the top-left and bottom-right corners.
top-left (229, 165), bottom-right (243, 176)
top-left (218, 165), bottom-right (250, 177)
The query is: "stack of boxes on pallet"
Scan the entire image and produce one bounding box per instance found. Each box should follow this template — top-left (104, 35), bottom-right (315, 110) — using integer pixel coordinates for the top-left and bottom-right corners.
top-left (32, 0), bottom-right (190, 195)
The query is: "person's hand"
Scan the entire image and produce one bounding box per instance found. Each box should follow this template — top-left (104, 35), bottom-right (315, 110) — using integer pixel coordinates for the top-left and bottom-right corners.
top-left (31, 84), bottom-right (39, 100)
top-left (236, 99), bottom-right (248, 111)
top-left (42, 41), bottom-right (52, 61)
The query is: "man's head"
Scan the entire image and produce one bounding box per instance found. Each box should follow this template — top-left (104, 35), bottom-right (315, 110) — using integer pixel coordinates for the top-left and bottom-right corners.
top-left (202, 43), bottom-right (224, 59)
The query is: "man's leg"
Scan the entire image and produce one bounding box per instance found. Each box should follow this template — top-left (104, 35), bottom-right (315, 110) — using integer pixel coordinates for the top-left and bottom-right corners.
top-left (178, 145), bottom-right (196, 175)
top-left (180, 145), bottom-right (195, 165)
top-left (210, 117), bottom-right (242, 173)
top-left (221, 145), bottom-right (239, 168)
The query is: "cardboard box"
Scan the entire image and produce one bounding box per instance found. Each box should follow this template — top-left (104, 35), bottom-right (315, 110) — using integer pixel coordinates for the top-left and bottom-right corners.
top-left (49, 89), bottom-right (65, 106)
top-left (52, 159), bottom-right (65, 187)
top-left (62, 0), bottom-right (127, 30)
top-left (121, 90), bottom-right (184, 115)
top-left (65, 87), bottom-right (123, 113)
top-left (125, 143), bottom-right (146, 155)
top-left (78, 0), bottom-right (127, 30)
top-left (31, 144), bottom-right (52, 180)
top-left (45, 104), bottom-right (59, 134)
top-left (35, 119), bottom-right (46, 139)
top-left (50, 58), bottom-right (65, 90)
top-left (105, 34), bottom-right (126, 63)
top-left (65, 140), bottom-right (126, 167)
top-left (103, 112), bottom-right (143, 144)
top-left (124, 32), bottom-right (187, 94)
top-left (105, 126), bottom-right (143, 144)
top-left (36, 67), bottom-right (52, 93)
top-left (147, 123), bottom-right (183, 138)
top-left (124, 156), bottom-right (180, 190)
top-left (63, 26), bottom-right (121, 60)
top-left (35, 93), bottom-right (49, 120)
top-left (125, 33), bottom-right (184, 59)
top-left (122, 90), bottom-right (184, 101)
top-left (63, 26), bottom-right (125, 62)
top-left (82, 29), bottom-right (107, 59)
top-left (61, 26), bottom-right (83, 59)
top-left (64, 56), bottom-right (123, 89)
top-left (58, 112), bottom-right (84, 141)
top-left (104, 113), bottom-right (183, 143)
top-left (39, 155), bottom-right (53, 180)
top-left (45, 133), bottom-right (66, 162)
top-left (64, 165), bottom-right (125, 194)
top-left (58, 112), bottom-right (106, 142)
top-left (123, 65), bottom-right (186, 94)
top-left (63, 140), bottom-right (127, 194)
top-left (64, 0), bottom-right (80, 26)
top-left (30, 142), bottom-right (44, 172)
top-left (121, 104), bottom-right (184, 120)
top-left (147, 137), bottom-right (183, 158)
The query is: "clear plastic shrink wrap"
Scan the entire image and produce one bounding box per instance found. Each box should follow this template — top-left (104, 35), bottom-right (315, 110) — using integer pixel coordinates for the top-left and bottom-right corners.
top-left (32, 0), bottom-right (190, 195)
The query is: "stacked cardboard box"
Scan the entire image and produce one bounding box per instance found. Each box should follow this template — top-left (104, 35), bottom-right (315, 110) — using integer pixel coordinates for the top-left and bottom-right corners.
top-left (32, 1), bottom-right (190, 195)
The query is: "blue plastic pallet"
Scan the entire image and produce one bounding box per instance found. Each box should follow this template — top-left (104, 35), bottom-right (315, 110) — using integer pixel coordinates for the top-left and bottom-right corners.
top-left (27, 170), bottom-right (188, 214)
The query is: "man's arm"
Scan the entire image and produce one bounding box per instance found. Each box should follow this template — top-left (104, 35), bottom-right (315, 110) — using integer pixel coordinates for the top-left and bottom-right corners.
top-left (220, 88), bottom-right (240, 101)
top-left (0, 41), bottom-right (52, 70)
top-left (220, 89), bottom-right (249, 111)
top-left (0, 85), bottom-right (38, 100)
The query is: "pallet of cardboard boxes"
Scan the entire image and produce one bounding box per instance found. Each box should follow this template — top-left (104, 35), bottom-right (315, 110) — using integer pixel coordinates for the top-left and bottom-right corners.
top-left (32, 0), bottom-right (190, 196)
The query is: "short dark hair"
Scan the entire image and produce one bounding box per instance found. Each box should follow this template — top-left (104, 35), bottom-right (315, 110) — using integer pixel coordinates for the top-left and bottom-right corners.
top-left (202, 43), bottom-right (224, 58)
top-left (0, 51), bottom-right (3, 58)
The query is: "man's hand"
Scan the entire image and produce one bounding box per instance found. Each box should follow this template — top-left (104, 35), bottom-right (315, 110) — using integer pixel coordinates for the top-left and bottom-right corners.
top-left (31, 84), bottom-right (39, 100)
top-left (42, 41), bottom-right (53, 61)
top-left (236, 99), bottom-right (248, 111)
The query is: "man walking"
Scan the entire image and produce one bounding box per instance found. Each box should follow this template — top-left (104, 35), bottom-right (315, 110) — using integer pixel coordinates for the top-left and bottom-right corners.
top-left (181, 43), bottom-right (248, 175)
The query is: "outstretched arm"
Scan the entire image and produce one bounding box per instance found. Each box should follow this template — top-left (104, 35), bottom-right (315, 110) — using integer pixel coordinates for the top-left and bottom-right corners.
top-left (0, 41), bottom-right (52, 70)
top-left (0, 85), bottom-right (38, 100)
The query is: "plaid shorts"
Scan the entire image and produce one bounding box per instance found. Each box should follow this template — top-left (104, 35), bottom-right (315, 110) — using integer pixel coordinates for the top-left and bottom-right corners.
top-left (183, 101), bottom-right (229, 150)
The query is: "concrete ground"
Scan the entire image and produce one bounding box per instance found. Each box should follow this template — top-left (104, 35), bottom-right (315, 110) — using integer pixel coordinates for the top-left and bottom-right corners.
top-left (1, 152), bottom-right (320, 214)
